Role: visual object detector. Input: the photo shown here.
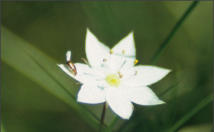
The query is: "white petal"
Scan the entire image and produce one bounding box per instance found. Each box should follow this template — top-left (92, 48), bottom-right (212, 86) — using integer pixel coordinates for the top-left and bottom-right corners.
top-left (112, 32), bottom-right (136, 57)
top-left (123, 65), bottom-right (171, 86)
top-left (107, 54), bottom-right (135, 73)
top-left (66, 51), bottom-right (72, 61)
top-left (58, 63), bottom-right (98, 84)
top-left (85, 29), bottom-right (110, 68)
top-left (127, 86), bottom-right (165, 105)
top-left (106, 87), bottom-right (133, 119)
top-left (77, 84), bottom-right (105, 104)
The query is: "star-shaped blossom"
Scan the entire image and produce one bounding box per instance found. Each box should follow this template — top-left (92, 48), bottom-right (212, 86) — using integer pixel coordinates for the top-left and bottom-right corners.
top-left (58, 29), bottom-right (171, 119)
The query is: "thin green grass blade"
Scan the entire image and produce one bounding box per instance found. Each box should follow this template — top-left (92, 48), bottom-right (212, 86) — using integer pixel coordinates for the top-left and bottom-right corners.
top-left (1, 26), bottom-right (100, 130)
top-left (178, 124), bottom-right (212, 132)
top-left (167, 94), bottom-right (213, 132)
top-left (151, 1), bottom-right (199, 64)
top-left (1, 123), bottom-right (6, 132)
top-left (109, 117), bottom-right (120, 129)
top-left (108, 1), bottom-right (199, 130)
top-left (114, 82), bottom-right (180, 132)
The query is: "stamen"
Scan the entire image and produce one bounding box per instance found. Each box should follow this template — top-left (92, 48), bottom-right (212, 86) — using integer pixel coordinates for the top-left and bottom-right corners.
top-left (103, 58), bottom-right (107, 62)
top-left (66, 61), bottom-right (77, 76)
top-left (118, 72), bottom-right (123, 78)
top-left (134, 59), bottom-right (139, 65)
top-left (122, 50), bottom-right (125, 54)
top-left (110, 49), bottom-right (114, 54)
top-left (119, 59), bottom-right (127, 70)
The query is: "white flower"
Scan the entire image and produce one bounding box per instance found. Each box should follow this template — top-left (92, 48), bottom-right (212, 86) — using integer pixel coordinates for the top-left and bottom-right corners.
top-left (58, 29), bottom-right (171, 119)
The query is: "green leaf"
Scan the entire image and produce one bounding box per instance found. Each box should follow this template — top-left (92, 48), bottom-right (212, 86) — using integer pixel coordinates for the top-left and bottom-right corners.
top-left (151, 1), bottom-right (199, 64)
top-left (167, 94), bottom-right (213, 132)
top-left (1, 26), bottom-right (100, 130)
top-left (108, 1), bottom-right (199, 130)
top-left (1, 123), bottom-right (6, 132)
top-left (178, 124), bottom-right (212, 132)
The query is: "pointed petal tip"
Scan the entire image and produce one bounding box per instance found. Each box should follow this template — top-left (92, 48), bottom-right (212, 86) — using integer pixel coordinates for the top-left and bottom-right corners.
top-left (121, 114), bottom-right (131, 120)
top-left (66, 50), bottom-right (71, 53)
top-left (66, 51), bottom-right (72, 61)
top-left (57, 64), bottom-right (63, 67)
top-left (66, 50), bottom-right (71, 55)
top-left (165, 68), bottom-right (172, 72)
top-left (145, 65), bottom-right (172, 75)
top-left (57, 64), bottom-right (67, 71)
top-left (115, 108), bottom-right (132, 120)
top-left (129, 30), bottom-right (134, 35)
top-left (162, 67), bottom-right (171, 72)
top-left (122, 105), bottom-right (134, 120)
top-left (149, 99), bottom-right (165, 105)
top-left (86, 27), bottom-right (90, 31)
top-left (158, 100), bottom-right (166, 105)
top-left (164, 68), bottom-right (172, 75)
top-left (107, 101), bottom-right (134, 120)
top-left (126, 31), bottom-right (134, 38)
top-left (86, 28), bottom-right (92, 35)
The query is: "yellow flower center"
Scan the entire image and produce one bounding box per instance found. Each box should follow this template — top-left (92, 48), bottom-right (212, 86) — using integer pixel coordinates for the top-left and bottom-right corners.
top-left (105, 74), bottom-right (120, 87)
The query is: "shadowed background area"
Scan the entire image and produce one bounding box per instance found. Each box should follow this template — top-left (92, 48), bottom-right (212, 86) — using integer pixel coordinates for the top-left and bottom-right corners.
top-left (1, 1), bottom-right (213, 132)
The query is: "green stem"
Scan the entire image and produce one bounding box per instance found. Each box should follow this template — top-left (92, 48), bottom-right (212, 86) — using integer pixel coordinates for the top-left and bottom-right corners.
top-left (99, 103), bottom-right (107, 131)
top-left (108, 1), bottom-right (199, 131)
top-left (151, 1), bottom-right (199, 64)
top-left (167, 94), bottom-right (213, 132)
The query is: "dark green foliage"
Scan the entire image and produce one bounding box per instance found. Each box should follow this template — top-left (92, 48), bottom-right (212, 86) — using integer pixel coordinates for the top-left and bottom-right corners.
top-left (1, 1), bottom-right (213, 132)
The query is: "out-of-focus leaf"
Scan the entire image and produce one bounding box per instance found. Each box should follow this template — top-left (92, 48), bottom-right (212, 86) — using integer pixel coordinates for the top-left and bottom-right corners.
top-left (178, 124), bottom-right (212, 132)
top-left (167, 94), bottom-right (213, 132)
top-left (1, 123), bottom-right (6, 132)
top-left (2, 1), bottom-right (212, 132)
top-left (150, 1), bottom-right (199, 64)
top-left (1, 26), bottom-right (100, 130)
top-left (115, 81), bottom-right (180, 132)
top-left (108, 2), bottom-right (199, 130)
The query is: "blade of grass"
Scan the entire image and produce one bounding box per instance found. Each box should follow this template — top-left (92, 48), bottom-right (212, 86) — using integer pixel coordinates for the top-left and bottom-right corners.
top-left (167, 94), bottom-right (213, 132)
top-left (28, 52), bottom-right (99, 120)
top-left (115, 81), bottom-right (180, 132)
top-left (178, 124), bottom-right (212, 132)
top-left (108, 2), bottom-right (199, 130)
top-left (1, 123), bottom-right (6, 132)
top-left (151, 1), bottom-right (199, 64)
top-left (1, 26), bottom-right (100, 130)
top-left (159, 81), bottom-right (180, 97)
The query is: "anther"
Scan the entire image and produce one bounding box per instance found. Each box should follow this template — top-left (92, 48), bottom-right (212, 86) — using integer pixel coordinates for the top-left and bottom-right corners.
top-left (66, 61), bottom-right (77, 76)
top-left (110, 49), bottom-right (114, 54)
top-left (122, 50), bottom-right (125, 54)
top-left (118, 72), bottom-right (123, 78)
top-left (134, 71), bottom-right (138, 76)
top-left (134, 59), bottom-right (139, 65)
top-left (103, 58), bottom-right (107, 62)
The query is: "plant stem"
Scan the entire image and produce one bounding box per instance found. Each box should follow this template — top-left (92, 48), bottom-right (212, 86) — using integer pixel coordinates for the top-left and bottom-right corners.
top-left (167, 94), bottom-right (213, 132)
top-left (99, 103), bottom-right (107, 131)
top-left (100, 103), bottom-right (107, 125)
top-left (151, 1), bottom-right (199, 64)
top-left (108, 2), bottom-right (200, 130)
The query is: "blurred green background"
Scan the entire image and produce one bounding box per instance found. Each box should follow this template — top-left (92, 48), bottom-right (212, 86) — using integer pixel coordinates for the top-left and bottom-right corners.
top-left (1, 1), bottom-right (213, 132)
